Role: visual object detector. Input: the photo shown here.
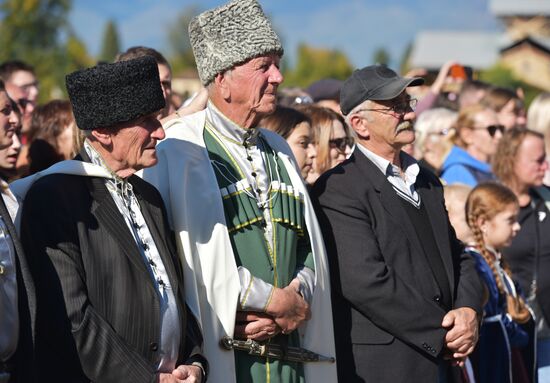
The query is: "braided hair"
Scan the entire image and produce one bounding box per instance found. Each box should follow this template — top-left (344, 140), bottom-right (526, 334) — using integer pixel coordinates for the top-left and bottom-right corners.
top-left (465, 182), bottom-right (531, 323)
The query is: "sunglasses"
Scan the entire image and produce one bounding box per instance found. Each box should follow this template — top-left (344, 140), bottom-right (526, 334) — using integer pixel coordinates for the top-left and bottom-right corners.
top-left (329, 137), bottom-right (354, 152)
top-left (472, 124), bottom-right (505, 137)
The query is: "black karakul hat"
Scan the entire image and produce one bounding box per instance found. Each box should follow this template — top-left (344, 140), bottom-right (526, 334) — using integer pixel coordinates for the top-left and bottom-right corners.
top-left (340, 65), bottom-right (424, 115)
top-left (66, 56), bottom-right (165, 130)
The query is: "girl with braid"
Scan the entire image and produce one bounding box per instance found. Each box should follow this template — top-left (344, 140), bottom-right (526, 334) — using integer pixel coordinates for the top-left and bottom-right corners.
top-left (465, 182), bottom-right (533, 383)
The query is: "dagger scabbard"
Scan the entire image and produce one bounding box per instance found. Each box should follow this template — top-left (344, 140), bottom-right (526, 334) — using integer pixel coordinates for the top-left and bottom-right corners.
top-left (220, 336), bottom-right (335, 363)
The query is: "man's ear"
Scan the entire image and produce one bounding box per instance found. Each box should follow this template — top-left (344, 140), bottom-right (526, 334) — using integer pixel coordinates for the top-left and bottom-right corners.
top-left (349, 114), bottom-right (370, 140)
top-left (214, 72), bottom-right (231, 101)
top-left (90, 128), bottom-right (112, 146)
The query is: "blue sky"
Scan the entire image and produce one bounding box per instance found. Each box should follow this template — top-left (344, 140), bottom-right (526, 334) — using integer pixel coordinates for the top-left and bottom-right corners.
top-left (70, 0), bottom-right (502, 69)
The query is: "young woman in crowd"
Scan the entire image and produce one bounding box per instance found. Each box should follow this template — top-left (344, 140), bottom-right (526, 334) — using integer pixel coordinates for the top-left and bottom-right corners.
top-left (0, 98), bottom-right (22, 183)
top-left (465, 182), bottom-right (533, 383)
top-left (260, 105), bottom-right (316, 181)
top-left (25, 99), bottom-right (83, 175)
top-left (481, 86), bottom-right (526, 131)
top-left (296, 105), bottom-right (353, 185)
top-left (440, 104), bottom-right (502, 186)
top-left (493, 128), bottom-right (550, 381)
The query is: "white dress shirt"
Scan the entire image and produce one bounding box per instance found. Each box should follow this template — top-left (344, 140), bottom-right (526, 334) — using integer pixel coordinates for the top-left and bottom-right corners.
top-left (356, 143), bottom-right (421, 207)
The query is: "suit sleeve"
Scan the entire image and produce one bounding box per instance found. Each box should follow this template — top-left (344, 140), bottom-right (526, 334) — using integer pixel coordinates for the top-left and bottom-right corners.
top-left (21, 182), bottom-right (159, 383)
top-left (312, 176), bottom-right (449, 357)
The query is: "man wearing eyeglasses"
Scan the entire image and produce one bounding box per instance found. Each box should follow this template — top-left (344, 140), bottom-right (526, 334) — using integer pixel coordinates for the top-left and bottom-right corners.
top-left (311, 65), bottom-right (484, 383)
top-left (0, 61), bottom-right (39, 138)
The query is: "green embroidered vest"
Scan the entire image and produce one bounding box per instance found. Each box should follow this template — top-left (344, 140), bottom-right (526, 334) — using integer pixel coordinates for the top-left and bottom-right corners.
top-left (204, 123), bottom-right (313, 383)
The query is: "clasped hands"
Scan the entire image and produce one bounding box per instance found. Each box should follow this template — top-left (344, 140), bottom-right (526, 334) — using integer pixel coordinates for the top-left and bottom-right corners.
top-left (234, 278), bottom-right (311, 341)
top-left (441, 307), bottom-right (479, 366)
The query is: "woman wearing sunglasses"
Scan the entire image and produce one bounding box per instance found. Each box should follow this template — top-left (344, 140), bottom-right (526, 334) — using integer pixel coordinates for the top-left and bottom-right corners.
top-left (440, 104), bottom-right (503, 186)
top-left (296, 105), bottom-right (353, 185)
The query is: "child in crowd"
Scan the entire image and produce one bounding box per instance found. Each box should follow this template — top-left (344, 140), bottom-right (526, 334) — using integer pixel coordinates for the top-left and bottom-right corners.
top-left (465, 182), bottom-right (533, 383)
top-left (444, 183), bottom-right (474, 245)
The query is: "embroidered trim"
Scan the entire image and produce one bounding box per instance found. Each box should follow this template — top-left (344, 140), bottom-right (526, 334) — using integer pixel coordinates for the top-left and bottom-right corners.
top-left (227, 217), bottom-right (264, 234)
top-left (240, 276), bottom-right (255, 308)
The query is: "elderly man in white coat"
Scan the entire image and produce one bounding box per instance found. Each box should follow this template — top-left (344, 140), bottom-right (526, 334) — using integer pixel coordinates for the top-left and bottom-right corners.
top-left (143, 0), bottom-right (336, 382)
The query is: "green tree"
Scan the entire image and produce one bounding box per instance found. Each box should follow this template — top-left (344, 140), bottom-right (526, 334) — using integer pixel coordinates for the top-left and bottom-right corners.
top-left (479, 63), bottom-right (541, 107)
top-left (0, 0), bottom-right (92, 101)
top-left (167, 6), bottom-right (199, 74)
top-left (99, 19), bottom-right (121, 63)
top-left (0, 0), bottom-right (70, 60)
top-left (283, 44), bottom-right (354, 88)
top-left (373, 47), bottom-right (390, 66)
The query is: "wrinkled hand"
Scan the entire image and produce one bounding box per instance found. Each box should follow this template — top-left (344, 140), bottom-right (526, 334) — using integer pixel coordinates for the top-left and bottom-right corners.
top-left (442, 307), bottom-right (478, 360)
top-left (172, 364), bottom-right (203, 382)
top-left (234, 311), bottom-right (281, 341)
top-left (266, 279), bottom-right (310, 334)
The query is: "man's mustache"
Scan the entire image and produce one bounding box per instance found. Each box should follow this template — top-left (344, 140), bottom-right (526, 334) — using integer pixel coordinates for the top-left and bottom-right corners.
top-left (396, 121), bottom-right (413, 133)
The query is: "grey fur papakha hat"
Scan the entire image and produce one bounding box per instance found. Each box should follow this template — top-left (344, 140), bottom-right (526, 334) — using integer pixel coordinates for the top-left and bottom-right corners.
top-left (189, 0), bottom-right (284, 86)
top-left (65, 56), bottom-right (165, 130)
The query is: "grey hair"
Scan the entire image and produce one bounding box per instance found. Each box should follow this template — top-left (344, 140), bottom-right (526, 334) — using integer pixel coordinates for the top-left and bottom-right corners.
top-left (414, 108), bottom-right (458, 153)
top-left (345, 99), bottom-right (374, 126)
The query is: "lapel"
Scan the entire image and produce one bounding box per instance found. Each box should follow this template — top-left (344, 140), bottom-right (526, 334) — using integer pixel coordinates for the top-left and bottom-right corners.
top-left (351, 148), bottom-right (453, 293)
top-left (78, 150), bottom-right (154, 287)
top-left (87, 176), bottom-right (155, 284)
top-left (352, 149), bottom-right (425, 254)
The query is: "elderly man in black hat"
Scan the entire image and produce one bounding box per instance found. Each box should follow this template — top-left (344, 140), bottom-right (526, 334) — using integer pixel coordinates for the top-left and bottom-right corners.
top-left (311, 65), bottom-right (484, 383)
top-left (13, 57), bottom-right (206, 383)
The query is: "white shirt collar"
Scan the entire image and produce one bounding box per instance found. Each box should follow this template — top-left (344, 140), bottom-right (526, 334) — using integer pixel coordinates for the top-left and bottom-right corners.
top-left (356, 143), bottom-right (420, 183)
top-left (206, 101), bottom-right (261, 147)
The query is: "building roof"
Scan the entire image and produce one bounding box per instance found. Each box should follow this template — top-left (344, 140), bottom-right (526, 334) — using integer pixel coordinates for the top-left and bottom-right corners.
top-left (409, 31), bottom-right (510, 70)
top-left (489, 0), bottom-right (550, 17)
top-left (500, 36), bottom-right (550, 54)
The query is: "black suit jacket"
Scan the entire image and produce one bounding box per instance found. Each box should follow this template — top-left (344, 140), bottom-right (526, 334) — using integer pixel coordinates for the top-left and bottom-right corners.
top-left (20, 158), bottom-right (204, 383)
top-left (0, 193), bottom-right (36, 382)
top-left (311, 149), bottom-right (483, 383)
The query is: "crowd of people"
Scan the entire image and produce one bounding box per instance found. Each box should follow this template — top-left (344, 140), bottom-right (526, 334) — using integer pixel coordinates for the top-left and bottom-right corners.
top-left (1, 0), bottom-right (550, 382)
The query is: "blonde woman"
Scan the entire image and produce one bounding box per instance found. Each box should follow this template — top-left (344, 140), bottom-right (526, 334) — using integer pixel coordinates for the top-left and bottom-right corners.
top-left (297, 105), bottom-right (353, 184)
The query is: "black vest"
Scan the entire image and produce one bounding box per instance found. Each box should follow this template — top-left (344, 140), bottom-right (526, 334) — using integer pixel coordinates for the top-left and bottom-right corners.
top-left (399, 198), bottom-right (452, 310)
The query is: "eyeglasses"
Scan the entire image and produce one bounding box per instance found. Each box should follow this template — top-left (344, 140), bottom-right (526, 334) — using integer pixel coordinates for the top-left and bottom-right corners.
top-left (472, 124), bottom-right (504, 137)
top-left (329, 137), bottom-right (354, 152)
top-left (355, 98), bottom-right (417, 116)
